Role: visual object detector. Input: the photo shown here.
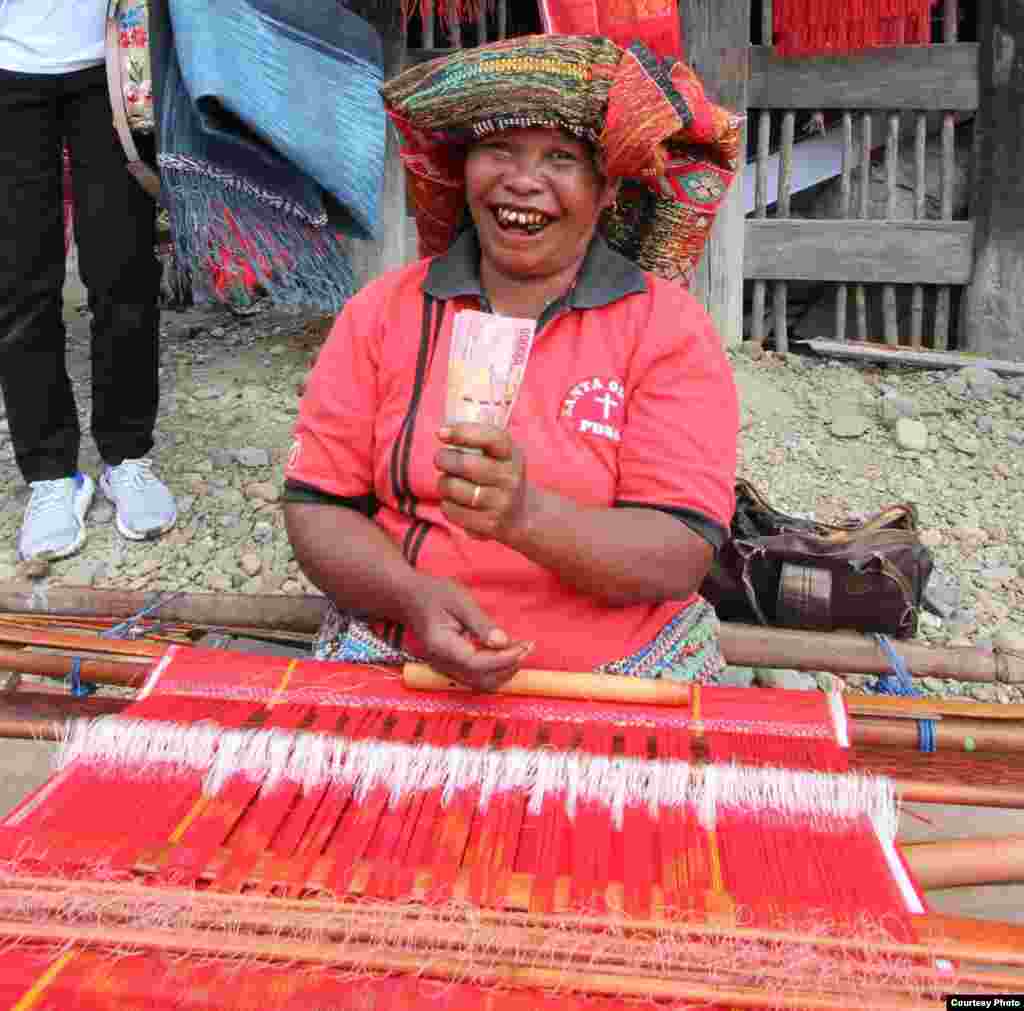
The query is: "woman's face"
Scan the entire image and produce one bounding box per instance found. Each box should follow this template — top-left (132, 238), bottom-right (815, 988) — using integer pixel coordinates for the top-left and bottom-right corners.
top-left (465, 127), bottom-right (617, 284)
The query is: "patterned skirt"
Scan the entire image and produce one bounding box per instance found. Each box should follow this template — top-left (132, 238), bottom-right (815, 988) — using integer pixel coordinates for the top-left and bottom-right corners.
top-left (314, 598), bottom-right (725, 684)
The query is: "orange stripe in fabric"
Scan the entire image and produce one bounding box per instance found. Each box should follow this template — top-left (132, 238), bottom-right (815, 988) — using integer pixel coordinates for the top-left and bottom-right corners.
top-left (268, 659), bottom-right (299, 708)
top-left (168, 793), bottom-right (211, 844)
top-left (11, 949), bottom-right (77, 1010)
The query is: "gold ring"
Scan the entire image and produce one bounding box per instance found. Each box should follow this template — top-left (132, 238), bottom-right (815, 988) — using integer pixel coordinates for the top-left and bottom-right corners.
top-left (471, 484), bottom-right (482, 509)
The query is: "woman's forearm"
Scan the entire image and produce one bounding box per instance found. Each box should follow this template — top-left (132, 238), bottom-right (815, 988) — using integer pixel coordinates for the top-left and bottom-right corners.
top-left (503, 488), bottom-right (713, 607)
top-left (283, 503), bottom-right (423, 624)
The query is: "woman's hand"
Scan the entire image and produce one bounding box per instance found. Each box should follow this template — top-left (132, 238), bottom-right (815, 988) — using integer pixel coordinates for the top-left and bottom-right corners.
top-left (400, 573), bottom-right (533, 691)
top-left (435, 423), bottom-right (533, 543)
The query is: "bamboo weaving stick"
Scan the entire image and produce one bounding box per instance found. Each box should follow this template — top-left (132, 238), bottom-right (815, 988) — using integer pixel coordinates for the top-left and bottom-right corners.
top-left (403, 663), bottom-right (691, 705)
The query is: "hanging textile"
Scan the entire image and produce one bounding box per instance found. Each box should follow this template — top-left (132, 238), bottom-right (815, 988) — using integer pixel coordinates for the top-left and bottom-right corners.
top-left (538, 0), bottom-right (683, 61)
top-left (148, 0), bottom-right (386, 310)
top-left (773, 0), bottom-right (934, 56)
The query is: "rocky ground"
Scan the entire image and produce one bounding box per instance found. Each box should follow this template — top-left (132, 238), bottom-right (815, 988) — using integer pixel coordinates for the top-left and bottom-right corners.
top-left (0, 281), bottom-right (1021, 702)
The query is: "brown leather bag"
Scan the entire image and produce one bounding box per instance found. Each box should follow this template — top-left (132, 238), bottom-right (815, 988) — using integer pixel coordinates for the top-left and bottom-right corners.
top-left (701, 480), bottom-right (934, 639)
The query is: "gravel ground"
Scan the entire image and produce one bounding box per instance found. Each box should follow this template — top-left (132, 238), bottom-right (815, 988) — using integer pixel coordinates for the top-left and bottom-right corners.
top-left (0, 289), bottom-right (1021, 701)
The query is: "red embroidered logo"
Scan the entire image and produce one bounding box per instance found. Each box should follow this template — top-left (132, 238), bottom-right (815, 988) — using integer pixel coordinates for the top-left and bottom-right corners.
top-left (559, 376), bottom-right (625, 442)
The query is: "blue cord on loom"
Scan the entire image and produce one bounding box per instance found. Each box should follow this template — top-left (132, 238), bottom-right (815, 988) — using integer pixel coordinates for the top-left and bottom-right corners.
top-left (872, 633), bottom-right (935, 752)
top-left (67, 657), bottom-right (97, 698)
top-left (101, 591), bottom-right (184, 640)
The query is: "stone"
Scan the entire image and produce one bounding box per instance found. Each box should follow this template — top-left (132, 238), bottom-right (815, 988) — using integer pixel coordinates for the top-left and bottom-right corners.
top-left (879, 392), bottom-right (916, 426)
top-left (210, 327), bottom-right (226, 338)
top-left (894, 417), bottom-right (928, 451)
top-left (1005, 377), bottom-right (1024, 400)
top-left (281, 578), bottom-right (303, 594)
top-left (192, 386), bottom-right (225, 401)
top-left (1007, 429), bottom-right (1024, 447)
top-left (209, 448), bottom-right (235, 468)
top-left (918, 529), bottom-right (943, 548)
top-left (830, 413), bottom-right (871, 439)
top-left (239, 552), bottom-right (263, 577)
top-left (208, 572), bottom-right (234, 592)
top-left (976, 414), bottom-right (995, 435)
top-left (961, 367), bottom-right (1003, 401)
top-left (234, 447), bottom-right (271, 468)
top-left (741, 342), bottom-right (764, 361)
top-left (252, 521), bottom-right (274, 545)
top-left (995, 461), bottom-right (1013, 478)
top-left (980, 565), bottom-right (1017, 585)
top-left (967, 683), bottom-right (999, 703)
top-left (246, 481), bottom-right (280, 504)
top-left (923, 565), bottom-right (960, 619)
top-left (16, 558), bottom-right (50, 580)
top-left (718, 666), bottom-right (756, 688)
top-left (754, 667), bottom-right (818, 691)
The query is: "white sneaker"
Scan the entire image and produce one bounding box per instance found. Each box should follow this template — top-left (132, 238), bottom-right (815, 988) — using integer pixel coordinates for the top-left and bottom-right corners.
top-left (99, 457), bottom-right (177, 541)
top-left (18, 473), bottom-right (95, 561)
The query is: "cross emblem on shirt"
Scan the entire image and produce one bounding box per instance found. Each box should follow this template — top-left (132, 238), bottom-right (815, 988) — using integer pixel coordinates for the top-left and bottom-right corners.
top-left (596, 392), bottom-right (620, 420)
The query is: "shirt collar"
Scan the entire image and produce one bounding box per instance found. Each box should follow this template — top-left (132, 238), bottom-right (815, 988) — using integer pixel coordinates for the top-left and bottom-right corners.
top-left (423, 227), bottom-right (647, 310)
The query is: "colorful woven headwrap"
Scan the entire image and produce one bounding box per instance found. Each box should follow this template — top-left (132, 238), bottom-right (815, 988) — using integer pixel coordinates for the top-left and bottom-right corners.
top-left (381, 35), bottom-right (742, 286)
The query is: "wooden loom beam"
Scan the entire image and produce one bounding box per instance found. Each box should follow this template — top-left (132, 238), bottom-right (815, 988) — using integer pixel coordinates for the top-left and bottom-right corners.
top-left (1, 585), bottom-right (1021, 685)
top-left (2, 878), bottom-right (1024, 1003)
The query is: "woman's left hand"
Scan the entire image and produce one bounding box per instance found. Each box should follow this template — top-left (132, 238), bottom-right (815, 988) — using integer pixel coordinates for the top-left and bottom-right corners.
top-left (435, 423), bottom-right (532, 542)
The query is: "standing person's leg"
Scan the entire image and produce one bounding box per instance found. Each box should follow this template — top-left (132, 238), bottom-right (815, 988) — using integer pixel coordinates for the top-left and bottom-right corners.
top-left (63, 66), bottom-right (175, 541)
top-left (0, 69), bottom-right (94, 560)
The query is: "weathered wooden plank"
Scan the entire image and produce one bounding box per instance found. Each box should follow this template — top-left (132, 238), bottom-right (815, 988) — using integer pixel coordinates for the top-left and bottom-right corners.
top-left (854, 114), bottom-right (872, 338)
top-left (773, 111), bottom-right (795, 353)
top-left (934, 112), bottom-right (957, 349)
top-left (683, 1), bottom-right (749, 345)
top-left (346, 0), bottom-right (410, 284)
top-left (882, 113), bottom-right (900, 344)
top-left (748, 43), bottom-right (979, 110)
top-left (909, 113), bottom-right (927, 347)
top-left (745, 220), bottom-right (976, 284)
top-left (834, 112), bottom-right (853, 340)
top-left (802, 339), bottom-right (1024, 377)
top-left (962, 0), bottom-right (1023, 358)
top-left (750, 110), bottom-right (771, 344)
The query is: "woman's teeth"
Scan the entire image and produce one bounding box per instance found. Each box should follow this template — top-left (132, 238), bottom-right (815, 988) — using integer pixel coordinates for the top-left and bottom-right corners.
top-left (494, 207), bottom-right (550, 233)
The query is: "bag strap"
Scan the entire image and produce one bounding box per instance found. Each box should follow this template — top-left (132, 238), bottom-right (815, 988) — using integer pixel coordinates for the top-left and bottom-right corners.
top-left (105, 0), bottom-right (161, 200)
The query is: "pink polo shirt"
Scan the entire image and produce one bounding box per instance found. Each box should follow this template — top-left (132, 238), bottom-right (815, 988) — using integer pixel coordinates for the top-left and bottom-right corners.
top-left (285, 233), bottom-right (738, 671)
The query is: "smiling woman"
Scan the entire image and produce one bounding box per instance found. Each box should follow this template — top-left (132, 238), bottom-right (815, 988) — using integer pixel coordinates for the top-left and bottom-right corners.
top-left (282, 34), bottom-right (745, 690)
top-left (466, 128), bottom-right (617, 319)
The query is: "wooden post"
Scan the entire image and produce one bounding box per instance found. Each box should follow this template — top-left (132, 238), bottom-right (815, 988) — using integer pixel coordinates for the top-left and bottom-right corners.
top-left (683, 0), bottom-right (749, 347)
top-left (962, 0), bottom-right (1024, 358)
top-left (344, 1), bottom-right (410, 289)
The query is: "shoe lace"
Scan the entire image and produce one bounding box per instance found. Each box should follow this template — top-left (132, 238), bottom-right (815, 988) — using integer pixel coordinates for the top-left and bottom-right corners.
top-left (109, 458), bottom-right (158, 492)
top-left (25, 479), bottom-right (73, 522)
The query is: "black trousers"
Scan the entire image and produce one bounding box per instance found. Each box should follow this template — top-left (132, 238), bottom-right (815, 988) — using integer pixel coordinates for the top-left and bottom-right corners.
top-left (0, 64), bottom-right (161, 483)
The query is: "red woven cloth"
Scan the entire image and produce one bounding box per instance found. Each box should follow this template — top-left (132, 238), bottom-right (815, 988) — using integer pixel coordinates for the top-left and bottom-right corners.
top-left (538, 0), bottom-right (683, 62)
top-left (773, 0), bottom-right (934, 55)
top-left (0, 648), bottom-right (929, 1009)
